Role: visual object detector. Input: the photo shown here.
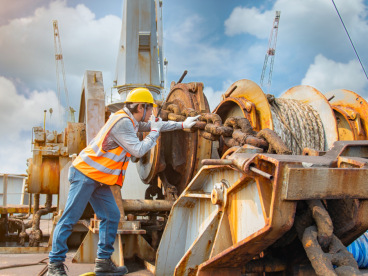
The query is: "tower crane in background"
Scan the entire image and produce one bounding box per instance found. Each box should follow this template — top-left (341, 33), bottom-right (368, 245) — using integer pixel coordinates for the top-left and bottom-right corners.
top-left (260, 11), bottom-right (281, 93)
top-left (53, 20), bottom-right (75, 123)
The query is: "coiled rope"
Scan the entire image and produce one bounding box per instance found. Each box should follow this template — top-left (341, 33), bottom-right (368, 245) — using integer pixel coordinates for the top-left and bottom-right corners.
top-left (268, 96), bottom-right (325, 155)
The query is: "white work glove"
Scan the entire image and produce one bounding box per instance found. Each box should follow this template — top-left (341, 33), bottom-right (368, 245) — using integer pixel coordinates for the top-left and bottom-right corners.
top-left (150, 115), bottom-right (164, 132)
top-left (182, 115), bottom-right (201, 130)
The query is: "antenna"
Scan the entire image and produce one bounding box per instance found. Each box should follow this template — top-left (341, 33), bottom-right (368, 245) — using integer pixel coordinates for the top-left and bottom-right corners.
top-left (260, 11), bottom-right (281, 93)
top-left (53, 20), bottom-right (75, 123)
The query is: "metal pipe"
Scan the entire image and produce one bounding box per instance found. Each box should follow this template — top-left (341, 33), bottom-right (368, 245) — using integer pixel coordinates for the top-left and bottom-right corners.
top-left (122, 199), bottom-right (173, 212)
top-left (32, 194), bottom-right (52, 229)
top-left (201, 159), bottom-right (234, 166)
top-left (34, 194), bottom-right (40, 214)
top-left (177, 70), bottom-right (188, 84)
top-left (29, 194), bottom-right (53, 247)
top-left (327, 95), bottom-right (335, 101)
top-left (23, 194), bottom-right (40, 233)
top-left (8, 218), bottom-right (27, 246)
top-left (201, 159), bottom-right (274, 180)
top-left (224, 85), bottom-right (237, 98)
top-left (249, 166), bottom-right (274, 180)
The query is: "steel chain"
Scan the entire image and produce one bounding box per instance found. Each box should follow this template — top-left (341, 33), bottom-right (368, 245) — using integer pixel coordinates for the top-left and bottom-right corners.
top-left (295, 200), bottom-right (362, 276)
top-left (160, 102), bottom-right (291, 154)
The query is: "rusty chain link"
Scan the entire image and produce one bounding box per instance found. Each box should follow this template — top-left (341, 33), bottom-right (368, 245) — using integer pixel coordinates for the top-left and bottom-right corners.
top-left (295, 200), bottom-right (362, 276)
top-left (159, 102), bottom-right (291, 154)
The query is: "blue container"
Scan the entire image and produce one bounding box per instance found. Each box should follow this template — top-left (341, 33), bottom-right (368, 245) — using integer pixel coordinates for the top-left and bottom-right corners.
top-left (347, 231), bottom-right (368, 268)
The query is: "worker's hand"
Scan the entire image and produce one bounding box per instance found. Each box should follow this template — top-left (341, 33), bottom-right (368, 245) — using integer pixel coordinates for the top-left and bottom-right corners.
top-left (182, 115), bottom-right (201, 130)
top-left (150, 115), bottom-right (164, 132)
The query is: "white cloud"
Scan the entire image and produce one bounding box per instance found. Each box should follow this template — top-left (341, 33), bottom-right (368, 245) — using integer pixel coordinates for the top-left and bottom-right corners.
top-left (222, 0), bottom-right (368, 96)
top-left (302, 54), bottom-right (367, 95)
top-left (0, 0), bottom-right (121, 110)
top-left (203, 80), bottom-right (234, 111)
top-left (0, 76), bottom-right (65, 173)
top-left (203, 87), bottom-right (221, 111)
top-left (224, 0), bottom-right (368, 58)
top-left (165, 14), bottom-right (232, 78)
top-left (0, 0), bottom-right (48, 25)
top-left (225, 7), bottom-right (273, 38)
top-left (0, 1), bottom-right (123, 174)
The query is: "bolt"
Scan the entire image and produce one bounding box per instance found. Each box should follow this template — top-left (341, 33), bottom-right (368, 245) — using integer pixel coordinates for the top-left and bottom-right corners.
top-left (211, 182), bottom-right (225, 205)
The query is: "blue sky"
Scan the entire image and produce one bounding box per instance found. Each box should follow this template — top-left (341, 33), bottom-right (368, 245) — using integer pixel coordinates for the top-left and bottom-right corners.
top-left (0, 0), bottom-right (368, 173)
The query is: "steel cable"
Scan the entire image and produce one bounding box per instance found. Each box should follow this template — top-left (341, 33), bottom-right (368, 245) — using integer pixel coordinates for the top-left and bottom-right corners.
top-left (331, 0), bottom-right (368, 81)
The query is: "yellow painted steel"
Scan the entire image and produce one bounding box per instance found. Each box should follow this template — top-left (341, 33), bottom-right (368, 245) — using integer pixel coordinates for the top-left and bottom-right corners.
top-left (325, 89), bottom-right (368, 141)
top-left (215, 79), bottom-right (273, 131)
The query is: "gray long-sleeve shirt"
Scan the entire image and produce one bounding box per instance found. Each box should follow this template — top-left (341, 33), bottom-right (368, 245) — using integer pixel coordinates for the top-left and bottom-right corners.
top-left (102, 107), bottom-right (182, 158)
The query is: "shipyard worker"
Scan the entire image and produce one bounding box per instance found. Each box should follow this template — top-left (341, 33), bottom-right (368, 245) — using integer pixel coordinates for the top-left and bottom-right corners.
top-left (47, 87), bottom-right (200, 276)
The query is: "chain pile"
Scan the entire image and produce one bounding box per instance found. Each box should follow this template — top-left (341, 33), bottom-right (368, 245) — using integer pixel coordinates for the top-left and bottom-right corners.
top-left (294, 200), bottom-right (362, 276)
top-left (159, 102), bottom-right (291, 154)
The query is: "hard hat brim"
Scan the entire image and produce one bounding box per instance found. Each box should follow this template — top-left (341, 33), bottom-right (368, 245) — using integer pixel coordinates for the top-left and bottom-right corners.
top-left (124, 101), bottom-right (158, 107)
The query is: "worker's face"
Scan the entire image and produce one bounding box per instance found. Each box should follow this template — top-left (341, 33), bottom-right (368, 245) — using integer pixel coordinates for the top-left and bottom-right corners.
top-left (139, 104), bottom-right (153, 122)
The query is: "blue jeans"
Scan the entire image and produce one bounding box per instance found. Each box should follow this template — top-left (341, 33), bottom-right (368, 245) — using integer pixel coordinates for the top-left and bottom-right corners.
top-left (49, 166), bottom-right (120, 263)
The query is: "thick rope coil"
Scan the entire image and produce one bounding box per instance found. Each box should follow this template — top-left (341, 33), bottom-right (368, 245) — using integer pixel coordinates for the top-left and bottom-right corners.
top-left (268, 96), bottom-right (325, 155)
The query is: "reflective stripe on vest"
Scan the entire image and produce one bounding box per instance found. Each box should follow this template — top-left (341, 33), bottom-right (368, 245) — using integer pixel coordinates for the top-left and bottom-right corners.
top-left (73, 110), bottom-right (134, 186)
top-left (79, 151), bottom-right (121, 175)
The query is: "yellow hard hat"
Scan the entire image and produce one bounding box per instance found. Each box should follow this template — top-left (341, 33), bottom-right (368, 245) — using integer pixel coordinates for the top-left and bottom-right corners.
top-left (125, 87), bottom-right (157, 107)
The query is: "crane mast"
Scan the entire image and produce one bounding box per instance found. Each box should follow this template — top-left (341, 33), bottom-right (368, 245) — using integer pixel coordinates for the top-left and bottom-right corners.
top-left (260, 11), bottom-right (281, 93)
top-left (53, 20), bottom-right (75, 123)
top-left (114, 0), bottom-right (164, 103)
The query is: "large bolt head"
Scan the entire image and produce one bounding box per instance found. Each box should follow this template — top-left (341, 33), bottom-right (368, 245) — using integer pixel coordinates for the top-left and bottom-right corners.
top-left (211, 182), bottom-right (224, 205)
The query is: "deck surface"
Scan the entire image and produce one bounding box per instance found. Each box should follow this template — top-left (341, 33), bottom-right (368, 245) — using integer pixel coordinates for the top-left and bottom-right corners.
top-left (0, 220), bottom-right (153, 276)
top-left (0, 250), bottom-right (153, 276)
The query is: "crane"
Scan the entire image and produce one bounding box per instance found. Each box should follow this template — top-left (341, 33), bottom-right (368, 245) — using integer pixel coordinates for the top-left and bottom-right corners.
top-left (52, 20), bottom-right (75, 123)
top-left (260, 11), bottom-right (281, 93)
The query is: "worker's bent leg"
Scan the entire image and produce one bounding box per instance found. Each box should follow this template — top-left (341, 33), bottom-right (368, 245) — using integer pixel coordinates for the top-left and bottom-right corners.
top-left (89, 184), bottom-right (120, 259)
top-left (49, 167), bottom-right (99, 262)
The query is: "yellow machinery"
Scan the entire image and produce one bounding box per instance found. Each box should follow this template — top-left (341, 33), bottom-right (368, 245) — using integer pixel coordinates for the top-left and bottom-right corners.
top-left (2, 1), bottom-right (368, 275)
top-left (4, 73), bottom-right (367, 275)
top-left (146, 79), bottom-right (368, 275)
top-left (1, 69), bottom-right (368, 276)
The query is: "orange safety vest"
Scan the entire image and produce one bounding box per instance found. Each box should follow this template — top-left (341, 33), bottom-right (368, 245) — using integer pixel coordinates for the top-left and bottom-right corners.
top-left (73, 110), bottom-right (134, 186)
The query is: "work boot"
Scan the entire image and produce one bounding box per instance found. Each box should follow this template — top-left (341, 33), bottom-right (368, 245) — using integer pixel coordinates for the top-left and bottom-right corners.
top-left (47, 261), bottom-right (68, 276)
top-left (94, 258), bottom-right (128, 276)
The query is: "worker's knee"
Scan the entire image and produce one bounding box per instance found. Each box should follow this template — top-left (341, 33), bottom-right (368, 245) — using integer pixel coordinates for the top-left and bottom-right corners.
top-left (109, 205), bottom-right (120, 224)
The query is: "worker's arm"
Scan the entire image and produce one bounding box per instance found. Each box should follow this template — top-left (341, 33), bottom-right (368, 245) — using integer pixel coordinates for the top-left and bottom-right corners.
top-left (138, 120), bottom-right (182, 132)
top-left (138, 115), bottom-right (201, 132)
top-left (109, 118), bottom-right (159, 158)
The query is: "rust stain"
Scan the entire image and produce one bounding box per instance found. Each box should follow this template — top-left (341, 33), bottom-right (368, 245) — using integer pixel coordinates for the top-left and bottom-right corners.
top-left (182, 199), bottom-right (195, 208)
top-left (187, 266), bottom-right (199, 276)
top-left (79, 241), bottom-right (84, 261)
top-left (305, 240), bottom-right (312, 248)
top-left (205, 239), bottom-right (212, 255)
top-left (175, 249), bottom-right (192, 276)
